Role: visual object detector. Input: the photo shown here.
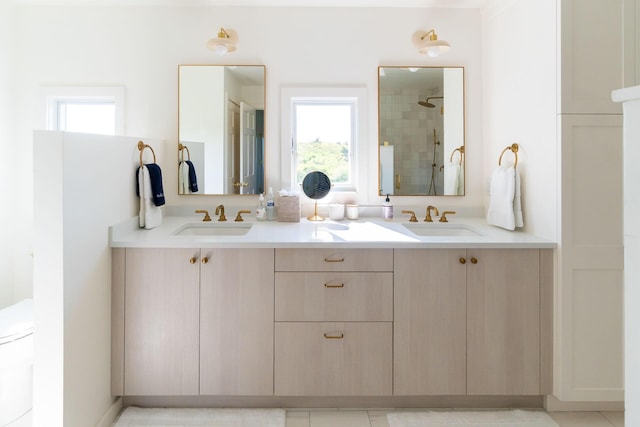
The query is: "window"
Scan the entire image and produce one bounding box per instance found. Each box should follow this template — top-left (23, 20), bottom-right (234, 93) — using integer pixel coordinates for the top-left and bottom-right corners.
top-left (281, 87), bottom-right (367, 193)
top-left (293, 101), bottom-right (355, 188)
top-left (55, 99), bottom-right (116, 135)
top-left (42, 86), bottom-right (125, 136)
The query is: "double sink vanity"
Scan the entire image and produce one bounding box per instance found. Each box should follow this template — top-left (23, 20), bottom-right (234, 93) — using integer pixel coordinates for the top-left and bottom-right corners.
top-left (110, 213), bottom-right (554, 405)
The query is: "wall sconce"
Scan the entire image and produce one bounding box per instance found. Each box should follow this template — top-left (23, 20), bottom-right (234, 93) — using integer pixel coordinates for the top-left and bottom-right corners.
top-left (206, 27), bottom-right (237, 55)
top-left (412, 28), bottom-right (450, 57)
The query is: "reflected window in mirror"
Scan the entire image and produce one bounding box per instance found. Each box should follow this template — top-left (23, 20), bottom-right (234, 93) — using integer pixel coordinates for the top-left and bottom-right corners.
top-left (378, 66), bottom-right (464, 196)
top-left (178, 65), bottom-right (265, 195)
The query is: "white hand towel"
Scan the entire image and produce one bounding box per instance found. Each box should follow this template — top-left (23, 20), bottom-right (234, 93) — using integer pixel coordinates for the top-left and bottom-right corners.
top-left (178, 161), bottom-right (190, 194)
top-left (444, 162), bottom-right (460, 195)
top-left (457, 164), bottom-right (465, 195)
top-left (514, 167), bottom-right (523, 227)
top-left (138, 166), bottom-right (162, 229)
top-left (487, 164), bottom-right (516, 230)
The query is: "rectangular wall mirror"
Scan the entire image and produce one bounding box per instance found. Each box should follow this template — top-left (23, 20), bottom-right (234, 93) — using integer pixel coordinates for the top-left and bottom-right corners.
top-left (178, 65), bottom-right (265, 195)
top-left (378, 66), bottom-right (465, 196)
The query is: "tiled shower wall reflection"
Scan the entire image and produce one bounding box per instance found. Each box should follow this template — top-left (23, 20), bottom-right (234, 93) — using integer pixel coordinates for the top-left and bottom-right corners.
top-left (379, 88), bottom-right (444, 195)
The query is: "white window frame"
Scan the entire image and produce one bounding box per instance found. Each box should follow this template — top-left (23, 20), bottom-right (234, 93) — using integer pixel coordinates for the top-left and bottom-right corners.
top-left (41, 86), bottom-right (125, 135)
top-left (281, 87), bottom-right (367, 193)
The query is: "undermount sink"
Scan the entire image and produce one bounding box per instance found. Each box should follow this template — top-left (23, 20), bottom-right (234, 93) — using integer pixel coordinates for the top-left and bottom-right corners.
top-left (402, 223), bottom-right (481, 237)
top-left (173, 222), bottom-right (253, 236)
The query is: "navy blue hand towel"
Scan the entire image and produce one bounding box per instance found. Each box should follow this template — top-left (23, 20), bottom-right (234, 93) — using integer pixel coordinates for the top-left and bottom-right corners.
top-left (185, 160), bottom-right (198, 193)
top-left (144, 163), bottom-right (165, 206)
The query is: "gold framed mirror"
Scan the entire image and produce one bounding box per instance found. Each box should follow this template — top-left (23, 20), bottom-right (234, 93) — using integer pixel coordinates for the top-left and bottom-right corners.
top-left (178, 65), bottom-right (265, 195)
top-left (378, 66), bottom-right (465, 196)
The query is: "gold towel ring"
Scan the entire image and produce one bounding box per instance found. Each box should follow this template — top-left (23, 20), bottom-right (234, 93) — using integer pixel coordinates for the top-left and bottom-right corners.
top-left (498, 143), bottom-right (519, 168)
top-left (138, 140), bottom-right (157, 166)
top-left (449, 146), bottom-right (465, 165)
top-left (178, 143), bottom-right (191, 162)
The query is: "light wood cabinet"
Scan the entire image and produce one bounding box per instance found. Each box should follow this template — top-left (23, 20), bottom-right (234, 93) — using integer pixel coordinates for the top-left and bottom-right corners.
top-left (394, 249), bottom-right (467, 395)
top-left (394, 248), bottom-right (546, 396)
top-left (274, 322), bottom-right (392, 396)
top-left (115, 247), bottom-right (274, 396)
top-left (123, 248), bottom-right (200, 395)
top-left (466, 249), bottom-right (540, 395)
top-left (274, 248), bottom-right (393, 396)
top-left (200, 248), bottom-right (274, 395)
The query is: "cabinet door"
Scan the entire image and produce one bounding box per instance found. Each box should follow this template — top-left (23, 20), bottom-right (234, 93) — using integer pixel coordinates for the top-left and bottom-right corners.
top-left (394, 249), bottom-right (467, 395)
top-left (124, 248), bottom-right (200, 395)
top-left (200, 248), bottom-right (274, 395)
top-left (466, 249), bottom-right (540, 395)
top-left (275, 322), bottom-right (392, 396)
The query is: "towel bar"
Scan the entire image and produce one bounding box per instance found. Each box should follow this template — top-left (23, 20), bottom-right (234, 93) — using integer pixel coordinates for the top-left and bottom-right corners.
top-left (178, 143), bottom-right (191, 162)
top-left (138, 141), bottom-right (157, 166)
top-left (449, 146), bottom-right (465, 165)
top-left (498, 143), bottom-right (519, 168)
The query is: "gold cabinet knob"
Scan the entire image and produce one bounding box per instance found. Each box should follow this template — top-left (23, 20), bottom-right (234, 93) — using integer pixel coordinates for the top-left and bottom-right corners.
top-left (470, 257), bottom-right (478, 264)
top-left (459, 257), bottom-right (466, 264)
top-left (189, 257), bottom-right (197, 264)
top-left (201, 257), bottom-right (209, 264)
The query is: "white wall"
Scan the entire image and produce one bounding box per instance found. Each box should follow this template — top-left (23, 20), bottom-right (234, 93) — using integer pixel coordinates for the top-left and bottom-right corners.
top-left (480, 0), bottom-right (558, 240)
top-left (0, 0), bottom-right (15, 308)
top-left (33, 131), bottom-right (158, 427)
top-left (11, 5), bottom-right (484, 300)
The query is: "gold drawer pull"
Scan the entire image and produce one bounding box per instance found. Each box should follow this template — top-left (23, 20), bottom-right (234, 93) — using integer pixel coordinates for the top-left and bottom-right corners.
top-left (324, 283), bottom-right (345, 288)
top-left (324, 333), bottom-right (344, 339)
top-left (324, 257), bottom-right (345, 263)
top-left (189, 257), bottom-right (197, 264)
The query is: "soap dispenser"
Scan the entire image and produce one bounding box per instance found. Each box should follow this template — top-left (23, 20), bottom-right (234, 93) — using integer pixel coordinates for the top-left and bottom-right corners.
top-left (256, 193), bottom-right (266, 221)
top-left (382, 194), bottom-right (393, 220)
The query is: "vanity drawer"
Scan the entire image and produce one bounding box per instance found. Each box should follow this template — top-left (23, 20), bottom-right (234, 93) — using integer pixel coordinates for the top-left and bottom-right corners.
top-left (274, 248), bottom-right (393, 272)
top-left (275, 272), bottom-right (393, 321)
top-left (274, 322), bottom-right (392, 396)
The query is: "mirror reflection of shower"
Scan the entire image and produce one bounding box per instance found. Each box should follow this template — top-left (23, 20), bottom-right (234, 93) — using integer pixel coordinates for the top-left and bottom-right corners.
top-left (428, 128), bottom-right (441, 196)
top-left (419, 96), bottom-right (444, 116)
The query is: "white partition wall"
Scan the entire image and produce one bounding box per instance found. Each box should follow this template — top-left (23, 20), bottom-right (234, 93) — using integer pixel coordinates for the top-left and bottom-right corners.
top-left (613, 85), bottom-right (640, 427)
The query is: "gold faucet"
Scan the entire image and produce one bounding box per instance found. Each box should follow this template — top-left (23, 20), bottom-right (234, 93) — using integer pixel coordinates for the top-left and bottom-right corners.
top-left (425, 205), bottom-right (439, 222)
top-left (401, 210), bottom-right (418, 222)
top-left (234, 210), bottom-right (251, 222)
top-left (439, 210), bottom-right (456, 222)
top-left (215, 204), bottom-right (227, 221)
top-left (195, 209), bottom-right (211, 222)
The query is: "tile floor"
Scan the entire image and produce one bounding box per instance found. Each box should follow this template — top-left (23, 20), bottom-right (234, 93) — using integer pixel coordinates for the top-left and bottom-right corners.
top-left (284, 409), bottom-right (625, 427)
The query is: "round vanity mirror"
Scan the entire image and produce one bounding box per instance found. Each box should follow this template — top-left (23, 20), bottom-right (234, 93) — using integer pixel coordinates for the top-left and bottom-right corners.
top-left (302, 171), bottom-right (331, 221)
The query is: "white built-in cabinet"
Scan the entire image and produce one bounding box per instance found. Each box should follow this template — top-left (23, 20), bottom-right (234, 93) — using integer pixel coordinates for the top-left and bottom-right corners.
top-left (394, 249), bottom-right (552, 397)
top-left (112, 247), bottom-right (552, 398)
top-left (111, 247), bottom-right (274, 396)
top-left (557, 0), bottom-right (626, 402)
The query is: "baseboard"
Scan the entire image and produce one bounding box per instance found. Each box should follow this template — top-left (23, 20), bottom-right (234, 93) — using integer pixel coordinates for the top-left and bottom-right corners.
top-left (544, 395), bottom-right (625, 412)
top-left (123, 395), bottom-right (543, 409)
top-left (96, 397), bottom-right (123, 427)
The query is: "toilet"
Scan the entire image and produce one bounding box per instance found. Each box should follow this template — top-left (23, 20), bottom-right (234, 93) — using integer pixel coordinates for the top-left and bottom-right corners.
top-left (0, 299), bottom-right (33, 427)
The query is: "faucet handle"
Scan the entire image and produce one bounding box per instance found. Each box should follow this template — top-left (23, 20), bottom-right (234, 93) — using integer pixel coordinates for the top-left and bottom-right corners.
top-left (234, 210), bottom-right (252, 222)
top-left (401, 210), bottom-right (418, 222)
top-left (439, 210), bottom-right (456, 222)
top-left (195, 209), bottom-right (211, 222)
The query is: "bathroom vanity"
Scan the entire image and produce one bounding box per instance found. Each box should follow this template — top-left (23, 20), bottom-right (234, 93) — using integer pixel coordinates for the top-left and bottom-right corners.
top-left (110, 216), bottom-right (554, 405)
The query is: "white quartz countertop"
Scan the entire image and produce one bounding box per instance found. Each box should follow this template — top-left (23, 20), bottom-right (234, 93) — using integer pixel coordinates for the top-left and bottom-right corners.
top-left (110, 215), bottom-right (556, 249)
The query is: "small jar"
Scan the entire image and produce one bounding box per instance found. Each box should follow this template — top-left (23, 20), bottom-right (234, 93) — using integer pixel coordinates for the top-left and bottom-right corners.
top-left (346, 204), bottom-right (359, 220)
top-left (329, 203), bottom-right (345, 221)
